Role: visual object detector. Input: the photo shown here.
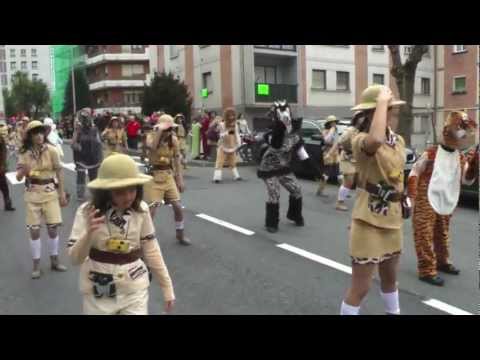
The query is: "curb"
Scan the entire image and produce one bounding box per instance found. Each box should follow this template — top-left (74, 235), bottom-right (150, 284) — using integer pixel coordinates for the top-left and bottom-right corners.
top-left (187, 160), bottom-right (255, 168)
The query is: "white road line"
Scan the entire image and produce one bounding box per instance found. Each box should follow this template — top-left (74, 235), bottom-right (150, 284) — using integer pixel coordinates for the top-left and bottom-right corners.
top-left (277, 243), bottom-right (352, 274)
top-left (5, 172), bottom-right (24, 185)
top-left (422, 299), bottom-right (473, 315)
top-left (196, 213), bottom-right (255, 236)
top-left (61, 163), bottom-right (76, 172)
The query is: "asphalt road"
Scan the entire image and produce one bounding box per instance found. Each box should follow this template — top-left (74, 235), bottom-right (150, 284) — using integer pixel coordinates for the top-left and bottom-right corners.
top-left (0, 145), bottom-right (477, 315)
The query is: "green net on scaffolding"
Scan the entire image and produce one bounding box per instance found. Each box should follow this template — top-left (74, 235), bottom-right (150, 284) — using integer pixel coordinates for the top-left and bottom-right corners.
top-left (50, 45), bottom-right (84, 120)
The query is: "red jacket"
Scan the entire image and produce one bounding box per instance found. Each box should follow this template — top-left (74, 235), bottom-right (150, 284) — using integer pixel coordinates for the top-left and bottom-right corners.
top-left (126, 120), bottom-right (141, 137)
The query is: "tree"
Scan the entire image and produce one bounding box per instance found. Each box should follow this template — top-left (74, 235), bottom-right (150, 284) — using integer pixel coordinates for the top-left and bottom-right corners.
top-left (6, 71), bottom-right (50, 118)
top-left (388, 45), bottom-right (430, 146)
top-left (2, 89), bottom-right (15, 117)
top-left (142, 72), bottom-right (193, 125)
top-left (63, 67), bottom-right (91, 115)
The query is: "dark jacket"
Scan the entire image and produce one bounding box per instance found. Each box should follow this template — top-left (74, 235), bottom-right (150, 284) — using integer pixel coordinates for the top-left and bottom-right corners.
top-left (72, 126), bottom-right (103, 168)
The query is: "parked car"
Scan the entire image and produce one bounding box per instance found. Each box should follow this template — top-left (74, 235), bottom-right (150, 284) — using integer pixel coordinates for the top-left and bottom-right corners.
top-left (460, 146), bottom-right (479, 202)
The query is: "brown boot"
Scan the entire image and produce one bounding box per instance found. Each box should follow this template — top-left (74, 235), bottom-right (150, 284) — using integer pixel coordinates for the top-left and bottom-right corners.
top-left (316, 179), bottom-right (327, 197)
top-left (50, 256), bottom-right (67, 272)
top-left (336, 201), bottom-right (349, 211)
top-left (176, 229), bottom-right (191, 246)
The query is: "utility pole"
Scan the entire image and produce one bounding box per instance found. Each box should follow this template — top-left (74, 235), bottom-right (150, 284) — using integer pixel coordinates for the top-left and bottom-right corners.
top-left (71, 46), bottom-right (77, 114)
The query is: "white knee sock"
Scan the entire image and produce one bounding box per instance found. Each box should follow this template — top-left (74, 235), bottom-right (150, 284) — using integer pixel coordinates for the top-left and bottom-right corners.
top-left (338, 185), bottom-right (350, 202)
top-left (232, 167), bottom-right (240, 179)
top-left (48, 235), bottom-right (59, 256)
top-left (30, 239), bottom-right (41, 260)
top-left (340, 301), bottom-right (360, 315)
top-left (213, 169), bottom-right (222, 181)
top-left (380, 290), bottom-right (400, 315)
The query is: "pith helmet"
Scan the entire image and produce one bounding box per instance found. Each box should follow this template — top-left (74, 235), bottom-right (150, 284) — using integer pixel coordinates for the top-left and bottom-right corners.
top-left (154, 114), bottom-right (178, 131)
top-left (26, 120), bottom-right (47, 134)
top-left (325, 115), bottom-right (338, 126)
top-left (351, 84), bottom-right (406, 111)
top-left (88, 154), bottom-right (152, 190)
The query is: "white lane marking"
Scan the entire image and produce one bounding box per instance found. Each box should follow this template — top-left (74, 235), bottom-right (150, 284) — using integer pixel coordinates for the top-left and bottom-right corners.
top-left (6, 172), bottom-right (24, 185)
top-left (61, 162), bottom-right (76, 172)
top-left (277, 243), bottom-right (352, 274)
top-left (196, 213), bottom-right (255, 236)
top-left (422, 299), bottom-right (473, 315)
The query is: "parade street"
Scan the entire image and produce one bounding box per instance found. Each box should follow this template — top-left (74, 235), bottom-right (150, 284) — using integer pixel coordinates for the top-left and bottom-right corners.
top-left (0, 145), bottom-right (477, 315)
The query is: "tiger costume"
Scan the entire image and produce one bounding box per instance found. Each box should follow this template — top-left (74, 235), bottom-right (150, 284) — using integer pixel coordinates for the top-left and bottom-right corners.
top-left (407, 110), bottom-right (478, 286)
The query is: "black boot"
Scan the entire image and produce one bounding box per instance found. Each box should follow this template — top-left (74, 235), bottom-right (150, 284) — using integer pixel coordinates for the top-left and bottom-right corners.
top-left (286, 196), bottom-right (304, 226)
top-left (265, 203), bottom-right (279, 233)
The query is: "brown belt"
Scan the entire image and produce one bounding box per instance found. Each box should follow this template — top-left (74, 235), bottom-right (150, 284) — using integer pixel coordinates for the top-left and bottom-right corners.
top-left (362, 182), bottom-right (402, 202)
top-left (89, 248), bottom-right (142, 265)
top-left (152, 165), bottom-right (171, 171)
top-left (28, 177), bottom-right (55, 185)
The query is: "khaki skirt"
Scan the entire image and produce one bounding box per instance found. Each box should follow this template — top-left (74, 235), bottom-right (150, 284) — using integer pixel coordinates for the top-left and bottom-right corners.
top-left (349, 219), bottom-right (402, 265)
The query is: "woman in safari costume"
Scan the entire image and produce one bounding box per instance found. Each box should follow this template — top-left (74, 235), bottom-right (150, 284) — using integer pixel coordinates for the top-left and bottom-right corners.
top-left (143, 114), bottom-right (191, 246)
top-left (101, 116), bottom-right (128, 158)
top-left (174, 113), bottom-right (188, 170)
top-left (16, 121), bottom-right (69, 279)
top-left (67, 154), bottom-right (175, 315)
top-left (340, 85), bottom-right (408, 315)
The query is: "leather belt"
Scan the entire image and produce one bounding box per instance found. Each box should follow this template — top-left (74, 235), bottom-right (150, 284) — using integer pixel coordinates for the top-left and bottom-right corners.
top-left (152, 165), bottom-right (171, 171)
top-left (362, 182), bottom-right (402, 202)
top-left (28, 177), bottom-right (55, 185)
top-left (89, 248), bottom-right (142, 265)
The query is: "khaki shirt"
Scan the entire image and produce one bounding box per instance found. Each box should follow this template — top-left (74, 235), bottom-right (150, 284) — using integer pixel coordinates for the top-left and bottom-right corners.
top-left (218, 122), bottom-right (240, 153)
top-left (147, 133), bottom-right (180, 172)
top-left (102, 128), bottom-right (127, 152)
top-left (68, 201), bottom-right (175, 301)
top-left (351, 131), bottom-right (406, 229)
top-left (17, 144), bottom-right (61, 203)
top-left (338, 126), bottom-right (358, 163)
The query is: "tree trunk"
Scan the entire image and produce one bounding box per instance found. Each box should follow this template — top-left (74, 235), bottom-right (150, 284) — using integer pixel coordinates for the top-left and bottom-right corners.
top-left (395, 68), bottom-right (416, 147)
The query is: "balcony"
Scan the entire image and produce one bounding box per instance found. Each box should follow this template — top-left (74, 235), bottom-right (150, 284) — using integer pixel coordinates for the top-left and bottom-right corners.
top-left (254, 83), bottom-right (298, 104)
top-left (255, 45), bottom-right (297, 52)
top-left (85, 49), bottom-right (150, 67)
top-left (89, 79), bottom-right (146, 91)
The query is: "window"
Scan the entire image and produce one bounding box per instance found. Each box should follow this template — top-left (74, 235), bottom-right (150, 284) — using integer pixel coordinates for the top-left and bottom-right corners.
top-left (202, 72), bottom-right (213, 93)
top-left (0, 62), bottom-right (6, 73)
top-left (121, 64), bottom-right (144, 77)
top-left (1, 74), bottom-right (7, 86)
top-left (404, 45), bottom-right (413, 55)
top-left (21, 61), bottom-right (27, 70)
top-left (453, 45), bottom-right (466, 53)
top-left (124, 90), bottom-right (143, 105)
top-left (453, 76), bottom-right (466, 93)
top-left (372, 45), bottom-right (385, 52)
top-left (32, 73), bottom-right (39, 81)
top-left (169, 45), bottom-right (179, 59)
top-left (373, 73), bottom-right (384, 85)
top-left (421, 78), bottom-right (430, 95)
top-left (336, 71), bottom-right (350, 91)
top-left (255, 66), bottom-right (277, 84)
top-left (312, 69), bottom-right (326, 89)
top-left (9, 49), bottom-right (15, 58)
top-left (131, 45), bottom-right (144, 52)
top-left (414, 115), bottom-right (430, 134)
top-left (20, 49), bottom-right (26, 57)
top-left (31, 61), bottom-right (38, 70)
top-left (199, 45), bottom-right (210, 48)
top-left (10, 62), bottom-right (16, 71)
top-left (31, 48), bottom-right (37, 57)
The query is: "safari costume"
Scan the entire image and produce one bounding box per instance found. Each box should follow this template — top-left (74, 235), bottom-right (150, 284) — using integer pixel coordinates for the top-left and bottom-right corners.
top-left (0, 125), bottom-right (15, 211)
top-left (16, 121), bottom-right (67, 278)
top-left (174, 114), bottom-right (188, 169)
top-left (101, 118), bottom-right (127, 158)
top-left (340, 85), bottom-right (407, 316)
top-left (67, 154), bottom-right (175, 315)
top-left (143, 115), bottom-right (190, 246)
top-left (213, 108), bottom-right (242, 183)
top-left (408, 111), bottom-right (478, 286)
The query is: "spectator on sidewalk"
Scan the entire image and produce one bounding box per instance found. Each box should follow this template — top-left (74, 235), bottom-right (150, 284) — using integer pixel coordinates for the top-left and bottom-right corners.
top-left (126, 115), bottom-right (141, 150)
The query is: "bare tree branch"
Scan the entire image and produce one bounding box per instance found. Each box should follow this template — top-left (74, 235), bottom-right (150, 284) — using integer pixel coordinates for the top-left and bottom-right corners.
top-left (388, 45), bottom-right (403, 78)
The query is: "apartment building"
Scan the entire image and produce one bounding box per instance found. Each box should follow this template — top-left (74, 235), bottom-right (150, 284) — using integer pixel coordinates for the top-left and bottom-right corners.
top-left (84, 45), bottom-right (150, 114)
top-left (0, 45), bottom-right (52, 91)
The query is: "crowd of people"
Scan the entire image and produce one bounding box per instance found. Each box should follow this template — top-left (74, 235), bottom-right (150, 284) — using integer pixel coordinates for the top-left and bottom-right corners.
top-left (0, 83), bottom-right (478, 315)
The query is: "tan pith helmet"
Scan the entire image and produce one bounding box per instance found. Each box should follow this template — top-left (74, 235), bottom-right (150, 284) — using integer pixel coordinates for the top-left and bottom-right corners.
top-left (351, 84), bottom-right (406, 111)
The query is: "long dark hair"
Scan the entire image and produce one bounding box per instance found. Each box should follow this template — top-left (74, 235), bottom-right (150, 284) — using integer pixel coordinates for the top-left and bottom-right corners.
top-left (88, 185), bottom-right (145, 216)
top-left (19, 127), bottom-right (52, 154)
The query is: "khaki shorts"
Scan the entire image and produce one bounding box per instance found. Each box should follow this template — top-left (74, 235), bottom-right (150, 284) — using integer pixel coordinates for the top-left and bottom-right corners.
top-left (83, 288), bottom-right (149, 315)
top-left (143, 170), bottom-right (180, 205)
top-left (339, 160), bottom-right (356, 175)
top-left (26, 199), bottom-right (62, 229)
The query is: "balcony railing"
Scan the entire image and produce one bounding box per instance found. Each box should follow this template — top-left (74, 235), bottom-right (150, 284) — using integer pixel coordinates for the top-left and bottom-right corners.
top-left (255, 83), bottom-right (298, 103)
top-left (254, 45), bottom-right (297, 52)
